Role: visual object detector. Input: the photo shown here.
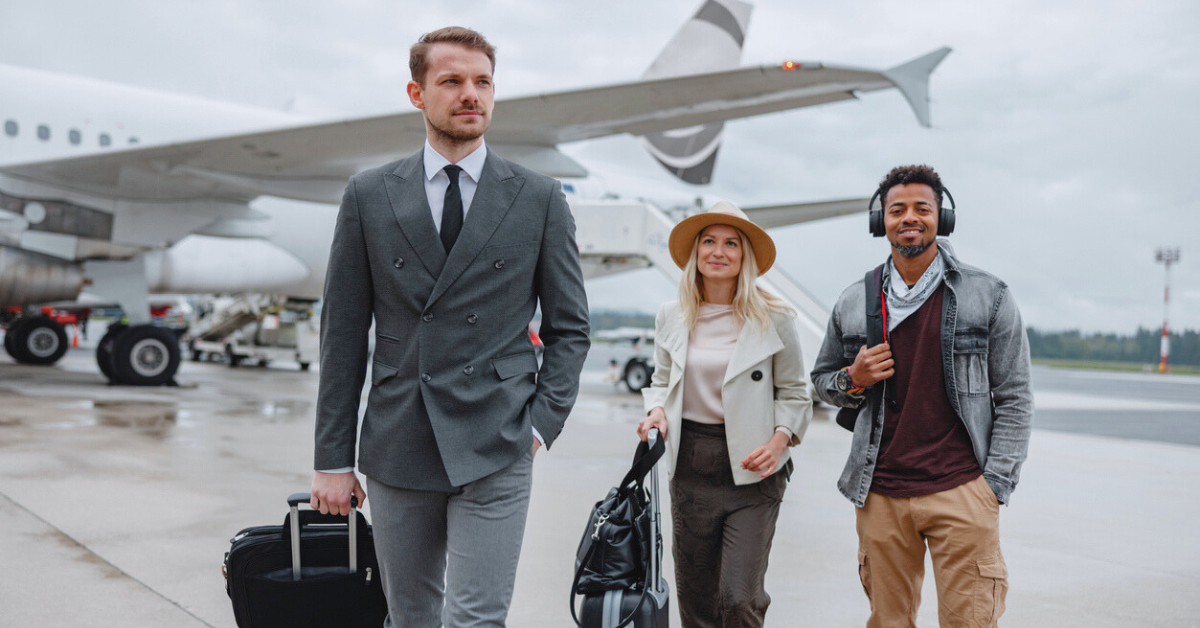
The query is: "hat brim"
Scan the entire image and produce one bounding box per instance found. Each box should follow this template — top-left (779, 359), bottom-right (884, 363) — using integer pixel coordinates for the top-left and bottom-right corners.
top-left (668, 213), bottom-right (776, 275)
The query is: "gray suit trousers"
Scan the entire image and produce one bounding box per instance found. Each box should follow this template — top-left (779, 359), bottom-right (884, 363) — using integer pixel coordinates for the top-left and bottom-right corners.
top-left (367, 449), bottom-right (534, 628)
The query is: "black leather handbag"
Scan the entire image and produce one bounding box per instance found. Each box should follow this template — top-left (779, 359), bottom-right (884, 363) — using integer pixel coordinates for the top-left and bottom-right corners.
top-left (570, 432), bottom-right (669, 628)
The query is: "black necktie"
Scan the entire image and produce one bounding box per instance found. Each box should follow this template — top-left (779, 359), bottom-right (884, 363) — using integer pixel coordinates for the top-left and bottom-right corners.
top-left (440, 165), bottom-right (464, 254)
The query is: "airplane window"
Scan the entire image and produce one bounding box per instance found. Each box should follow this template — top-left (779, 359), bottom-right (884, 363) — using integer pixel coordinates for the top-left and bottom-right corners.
top-left (69, 129), bottom-right (82, 145)
top-left (99, 133), bottom-right (111, 147)
top-left (3, 120), bottom-right (15, 137)
top-left (129, 137), bottom-right (139, 145)
top-left (37, 125), bottom-right (50, 141)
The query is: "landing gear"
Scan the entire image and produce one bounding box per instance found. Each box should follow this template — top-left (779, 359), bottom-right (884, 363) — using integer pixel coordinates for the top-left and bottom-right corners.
top-left (3, 316), bottom-right (69, 365)
top-left (97, 324), bottom-right (180, 386)
top-left (96, 323), bottom-right (126, 381)
top-left (623, 358), bottom-right (653, 392)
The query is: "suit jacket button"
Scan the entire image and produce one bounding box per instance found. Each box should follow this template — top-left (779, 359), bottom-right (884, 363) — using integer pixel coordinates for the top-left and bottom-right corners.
top-left (494, 260), bottom-right (505, 269)
top-left (393, 258), bottom-right (403, 269)
top-left (463, 365), bottom-right (474, 375)
top-left (421, 373), bottom-right (431, 382)
top-left (751, 370), bottom-right (763, 381)
top-left (422, 313), bottom-right (433, 322)
top-left (467, 314), bottom-right (478, 324)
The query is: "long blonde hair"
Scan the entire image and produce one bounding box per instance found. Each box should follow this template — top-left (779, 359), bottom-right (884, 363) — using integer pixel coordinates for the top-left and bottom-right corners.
top-left (678, 226), bottom-right (795, 332)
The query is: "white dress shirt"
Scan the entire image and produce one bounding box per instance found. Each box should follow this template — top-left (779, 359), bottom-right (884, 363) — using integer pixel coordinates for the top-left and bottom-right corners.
top-left (318, 141), bottom-right (541, 475)
top-left (423, 139), bottom-right (486, 230)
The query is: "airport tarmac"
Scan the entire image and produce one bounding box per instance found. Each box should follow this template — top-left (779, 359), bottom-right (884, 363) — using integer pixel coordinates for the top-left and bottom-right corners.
top-left (1, 345), bottom-right (1199, 627)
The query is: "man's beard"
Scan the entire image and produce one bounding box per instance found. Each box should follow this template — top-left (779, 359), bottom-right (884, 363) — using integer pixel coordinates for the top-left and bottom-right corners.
top-left (893, 241), bottom-right (932, 258)
top-left (430, 115), bottom-right (487, 143)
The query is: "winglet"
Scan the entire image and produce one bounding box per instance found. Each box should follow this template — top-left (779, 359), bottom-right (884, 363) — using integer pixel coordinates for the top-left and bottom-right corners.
top-left (882, 47), bottom-right (951, 128)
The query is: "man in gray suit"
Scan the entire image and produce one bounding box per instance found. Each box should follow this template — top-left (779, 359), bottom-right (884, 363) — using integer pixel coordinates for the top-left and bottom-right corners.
top-left (310, 26), bottom-right (590, 627)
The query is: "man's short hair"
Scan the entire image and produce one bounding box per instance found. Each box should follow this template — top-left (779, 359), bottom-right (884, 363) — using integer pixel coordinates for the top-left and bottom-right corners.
top-left (409, 26), bottom-right (496, 86)
top-left (876, 164), bottom-right (945, 209)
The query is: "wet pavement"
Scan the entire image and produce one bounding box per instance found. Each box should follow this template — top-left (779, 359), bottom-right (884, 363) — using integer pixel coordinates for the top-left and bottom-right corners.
top-left (1, 347), bottom-right (1198, 627)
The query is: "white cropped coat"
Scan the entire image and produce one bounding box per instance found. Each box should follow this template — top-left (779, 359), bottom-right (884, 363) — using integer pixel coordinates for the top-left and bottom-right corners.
top-left (642, 301), bottom-right (813, 485)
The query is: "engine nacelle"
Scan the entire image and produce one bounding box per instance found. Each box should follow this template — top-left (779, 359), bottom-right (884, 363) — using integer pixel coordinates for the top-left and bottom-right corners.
top-left (0, 245), bottom-right (83, 307)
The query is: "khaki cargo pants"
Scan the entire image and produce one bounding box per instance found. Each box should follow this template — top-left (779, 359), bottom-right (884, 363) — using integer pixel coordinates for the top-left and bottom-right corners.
top-left (855, 475), bottom-right (1008, 628)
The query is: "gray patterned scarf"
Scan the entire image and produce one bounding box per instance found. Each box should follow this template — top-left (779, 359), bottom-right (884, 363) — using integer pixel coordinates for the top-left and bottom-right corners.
top-left (885, 253), bottom-right (945, 333)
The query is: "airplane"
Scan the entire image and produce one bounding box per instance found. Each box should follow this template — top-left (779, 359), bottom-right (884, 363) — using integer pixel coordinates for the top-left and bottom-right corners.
top-left (0, 0), bottom-right (949, 385)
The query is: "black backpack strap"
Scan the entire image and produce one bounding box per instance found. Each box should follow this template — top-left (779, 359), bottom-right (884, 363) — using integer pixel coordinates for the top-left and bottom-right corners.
top-left (865, 264), bottom-right (885, 347)
top-left (835, 263), bottom-right (887, 432)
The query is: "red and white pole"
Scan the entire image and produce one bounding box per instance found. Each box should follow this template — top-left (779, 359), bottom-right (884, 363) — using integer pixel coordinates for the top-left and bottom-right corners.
top-left (1155, 247), bottom-right (1180, 373)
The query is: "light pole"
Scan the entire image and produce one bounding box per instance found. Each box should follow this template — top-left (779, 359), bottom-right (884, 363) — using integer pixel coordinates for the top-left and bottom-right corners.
top-left (1155, 247), bottom-right (1180, 373)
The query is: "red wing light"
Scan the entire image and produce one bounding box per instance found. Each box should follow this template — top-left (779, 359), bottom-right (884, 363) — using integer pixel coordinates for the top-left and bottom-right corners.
top-left (782, 60), bottom-right (799, 70)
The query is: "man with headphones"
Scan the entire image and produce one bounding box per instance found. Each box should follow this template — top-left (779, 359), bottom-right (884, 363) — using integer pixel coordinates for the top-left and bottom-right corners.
top-left (810, 165), bottom-right (1033, 627)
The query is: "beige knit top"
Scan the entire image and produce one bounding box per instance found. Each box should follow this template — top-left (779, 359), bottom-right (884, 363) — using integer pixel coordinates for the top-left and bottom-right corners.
top-left (681, 303), bottom-right (742, 424)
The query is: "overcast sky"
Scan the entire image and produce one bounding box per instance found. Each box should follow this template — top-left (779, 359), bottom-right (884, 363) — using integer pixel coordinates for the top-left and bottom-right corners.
top-left (2, 0), bottom-right (1197, 333)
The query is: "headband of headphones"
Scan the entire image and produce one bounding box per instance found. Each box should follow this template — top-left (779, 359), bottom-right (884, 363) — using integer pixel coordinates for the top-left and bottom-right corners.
top-left (868, 186), bottom-right (956, 237)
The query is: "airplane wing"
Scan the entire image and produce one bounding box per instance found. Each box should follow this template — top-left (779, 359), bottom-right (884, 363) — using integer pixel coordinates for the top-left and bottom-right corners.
top-left (742, 197), bottom-right (870, 229)
top-left (0, 48), bottom-right (950, 206)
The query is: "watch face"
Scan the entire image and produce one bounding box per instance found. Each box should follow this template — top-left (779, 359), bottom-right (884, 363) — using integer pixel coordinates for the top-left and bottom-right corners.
top-left (837, 369), bottom-right (851, 391)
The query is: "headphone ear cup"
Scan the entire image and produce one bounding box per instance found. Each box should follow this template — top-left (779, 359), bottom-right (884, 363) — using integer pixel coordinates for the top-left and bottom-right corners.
top-left (938, 206), bottom-right (955, 236)
top-left (869, 209), bottom-right (885, 237)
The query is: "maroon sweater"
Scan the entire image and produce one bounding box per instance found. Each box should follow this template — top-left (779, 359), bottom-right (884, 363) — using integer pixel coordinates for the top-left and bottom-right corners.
top-left (870, 284), bottom-right (981, 498)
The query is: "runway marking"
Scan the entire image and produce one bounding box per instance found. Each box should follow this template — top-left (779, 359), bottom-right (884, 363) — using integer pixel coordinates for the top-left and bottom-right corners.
top-left (1034, 391), bottom-right (1200, 412)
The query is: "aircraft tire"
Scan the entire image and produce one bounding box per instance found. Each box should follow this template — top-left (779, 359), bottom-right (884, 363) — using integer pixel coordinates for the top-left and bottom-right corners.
top-left (96, 323), bottom-right (127, 382)
top-left (110, 325), bottom-right (180, 386)
top-left (11, 316), bottom-right (69, 365)
top-left (623, 359), bottom-right (652, 392)
top-left (4, 317), bottom-right (33, 360)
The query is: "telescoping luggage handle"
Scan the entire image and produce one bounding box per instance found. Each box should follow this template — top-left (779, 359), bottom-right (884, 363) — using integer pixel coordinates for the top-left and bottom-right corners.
top-left (646, 429), bottom-right (662, 594)
top-left (285, 492), bottom-right (357, 581)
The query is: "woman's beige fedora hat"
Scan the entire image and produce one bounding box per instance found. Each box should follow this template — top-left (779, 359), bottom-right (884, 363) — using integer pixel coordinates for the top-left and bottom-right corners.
top-left (667, 200), bottom-right (776, 274)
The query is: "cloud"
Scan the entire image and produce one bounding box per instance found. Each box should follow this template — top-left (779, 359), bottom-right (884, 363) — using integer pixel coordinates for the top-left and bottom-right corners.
top-left (0, 0), bottom-right (1196, 332)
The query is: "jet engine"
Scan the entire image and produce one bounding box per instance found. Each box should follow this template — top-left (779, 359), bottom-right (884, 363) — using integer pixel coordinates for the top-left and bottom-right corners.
top-left (0, 245), bottom-right (83, 307)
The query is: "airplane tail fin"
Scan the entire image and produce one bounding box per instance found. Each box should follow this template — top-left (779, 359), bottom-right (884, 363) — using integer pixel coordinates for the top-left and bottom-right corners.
top-left (639, 0), bottom-right (753, 185)
top-left (882, 47), bottom-right (952, 128)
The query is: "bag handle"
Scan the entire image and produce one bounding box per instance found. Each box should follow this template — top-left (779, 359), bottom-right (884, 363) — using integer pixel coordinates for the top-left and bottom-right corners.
top-left (616, 435), bottom-right (665, 497)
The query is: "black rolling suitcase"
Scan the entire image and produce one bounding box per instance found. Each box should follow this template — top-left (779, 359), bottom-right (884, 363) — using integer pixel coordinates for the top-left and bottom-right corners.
top-left (571, 429), bottom-right (671, 628)
top-left (223, 492), bottom-right (388, 628)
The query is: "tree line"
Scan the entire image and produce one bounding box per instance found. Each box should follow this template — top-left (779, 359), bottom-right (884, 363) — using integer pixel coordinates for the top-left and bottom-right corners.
top-left (1026, 327), bottom-right (1200, 367)
top-left (591, 311), bottom-right (1200, 368)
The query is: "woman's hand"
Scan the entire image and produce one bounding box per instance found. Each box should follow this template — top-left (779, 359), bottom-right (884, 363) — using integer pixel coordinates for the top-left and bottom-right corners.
top-left (741, 431), bottom-right (790, 478)
top-left (637, 407), bottom-right (668, 442)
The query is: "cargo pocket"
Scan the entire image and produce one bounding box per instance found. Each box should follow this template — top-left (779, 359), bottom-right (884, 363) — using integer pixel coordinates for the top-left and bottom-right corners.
top-left (973, 556), bottom-right (1008, 625)
top-left (857, 549), bottom-right (873, 604)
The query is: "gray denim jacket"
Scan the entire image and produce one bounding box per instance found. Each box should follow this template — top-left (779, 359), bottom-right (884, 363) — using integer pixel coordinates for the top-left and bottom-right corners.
top-left (811, 242), bottom-right (1033, 507)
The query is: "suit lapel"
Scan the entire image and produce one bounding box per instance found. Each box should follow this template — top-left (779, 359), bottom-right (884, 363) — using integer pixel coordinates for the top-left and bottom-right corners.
top-left (426, 152), bottom-right (525, 308)
top-left (383, 151), bottom-right (447, 279)
top-left (724, 318), bottom-right (784, 385)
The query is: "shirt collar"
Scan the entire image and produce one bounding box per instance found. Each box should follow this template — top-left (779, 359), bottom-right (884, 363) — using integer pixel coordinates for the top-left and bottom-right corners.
top-left (423, 139), bottom-right (487, 183)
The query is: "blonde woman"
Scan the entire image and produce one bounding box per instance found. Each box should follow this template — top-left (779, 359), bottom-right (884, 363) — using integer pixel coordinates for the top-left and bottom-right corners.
top-left (637, 201), bottom-right (812, 628)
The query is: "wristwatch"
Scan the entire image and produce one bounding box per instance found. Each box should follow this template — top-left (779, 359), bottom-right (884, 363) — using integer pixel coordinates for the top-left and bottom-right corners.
top-left (835, 368), bottom-right (856, 393)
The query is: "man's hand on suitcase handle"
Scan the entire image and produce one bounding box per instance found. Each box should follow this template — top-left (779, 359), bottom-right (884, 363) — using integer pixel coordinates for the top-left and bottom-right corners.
top-left (310, 471), bottom-right (366, 516)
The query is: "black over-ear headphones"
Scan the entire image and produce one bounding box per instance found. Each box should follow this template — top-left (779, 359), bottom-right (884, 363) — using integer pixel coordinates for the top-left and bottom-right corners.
top-left (868, 186), bottom-right (956, 237)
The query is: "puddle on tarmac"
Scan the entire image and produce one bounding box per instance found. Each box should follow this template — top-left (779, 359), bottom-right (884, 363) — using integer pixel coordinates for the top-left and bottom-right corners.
top-left (212, 398), bottom-right (311, 422)
top-left (93, 400), bottom-right (178, 431)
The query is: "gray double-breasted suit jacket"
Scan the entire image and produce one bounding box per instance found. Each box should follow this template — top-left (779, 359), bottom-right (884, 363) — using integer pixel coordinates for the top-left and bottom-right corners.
top-left (313, 148), bottom-right (590, 491)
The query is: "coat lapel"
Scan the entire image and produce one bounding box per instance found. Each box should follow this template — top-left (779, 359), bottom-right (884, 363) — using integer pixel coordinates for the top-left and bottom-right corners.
top-left (723, 318), bottom-right (784, 385)
top-left (383, 151), bottom-right (446, 279)
top-left (425, 152), bottom-right (525, 308)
